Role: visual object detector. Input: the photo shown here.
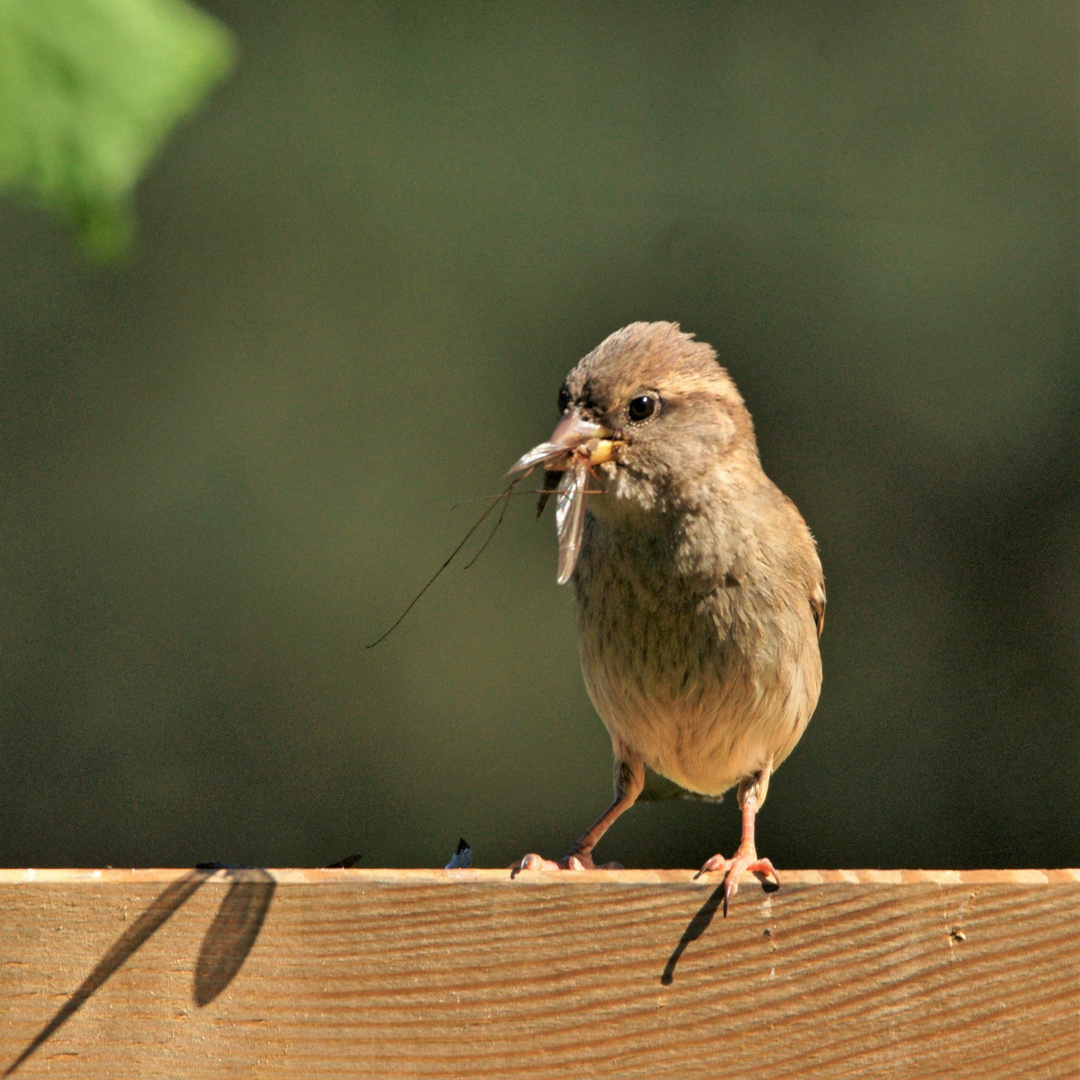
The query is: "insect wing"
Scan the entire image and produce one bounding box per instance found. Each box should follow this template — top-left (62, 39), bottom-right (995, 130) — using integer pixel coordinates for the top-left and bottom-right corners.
top-left (555, 458), bottom-right (588, 585)
top-left (508, 441), bottom-right (567, 476)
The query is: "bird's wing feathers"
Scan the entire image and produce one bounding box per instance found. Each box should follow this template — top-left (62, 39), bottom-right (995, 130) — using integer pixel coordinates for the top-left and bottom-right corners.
top-left (638, 765), bottom-right (724, 803)
top-left (811, 581), bottom-right (826, 638)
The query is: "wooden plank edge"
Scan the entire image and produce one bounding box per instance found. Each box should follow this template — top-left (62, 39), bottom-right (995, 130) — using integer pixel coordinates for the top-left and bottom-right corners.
top-left (0, 867), bottom-right (1077, 885)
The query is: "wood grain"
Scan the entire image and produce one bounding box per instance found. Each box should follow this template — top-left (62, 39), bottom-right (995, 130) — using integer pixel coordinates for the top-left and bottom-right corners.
top-left (1, 869), bottom-right (1077, 1079)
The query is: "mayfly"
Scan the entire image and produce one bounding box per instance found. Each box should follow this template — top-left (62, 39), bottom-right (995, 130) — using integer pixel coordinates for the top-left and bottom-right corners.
top-left (366, 478), bottom-right (519, 648)
top-left (554, 457), bottom-right (589, 584)
top-left (507, 412), bottom-right (623, 585)
top-left (368, 412), bottom-right (621, 646)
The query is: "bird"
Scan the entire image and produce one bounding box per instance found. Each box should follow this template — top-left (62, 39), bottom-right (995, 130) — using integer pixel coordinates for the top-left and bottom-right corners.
top-left (508, 321), bottom-right (824, 912)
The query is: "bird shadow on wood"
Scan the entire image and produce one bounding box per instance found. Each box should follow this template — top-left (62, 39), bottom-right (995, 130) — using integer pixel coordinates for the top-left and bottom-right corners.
top-left (660, 876), bottom-right (779, 985)
top-left (661, 883), bottom-right (726, 985)
top-left (6, 866), bottom-right (276, 1075)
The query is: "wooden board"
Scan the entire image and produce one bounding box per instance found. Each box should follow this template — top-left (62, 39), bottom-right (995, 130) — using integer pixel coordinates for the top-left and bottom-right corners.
top-left (1, 868), bottom-right (1078, 1079)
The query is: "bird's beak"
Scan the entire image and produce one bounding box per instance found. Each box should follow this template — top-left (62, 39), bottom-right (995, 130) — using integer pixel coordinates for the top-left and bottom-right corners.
top-left (508, 408), bottom-right (620, 475)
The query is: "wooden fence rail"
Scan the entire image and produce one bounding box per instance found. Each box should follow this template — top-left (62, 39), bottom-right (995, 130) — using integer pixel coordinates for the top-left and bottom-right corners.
top-left (1, 868), bottom-right (1078, 1078)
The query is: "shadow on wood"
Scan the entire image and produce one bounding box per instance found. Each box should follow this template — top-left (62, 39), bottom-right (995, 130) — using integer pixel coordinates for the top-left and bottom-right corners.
top-left (1, 869), bottom-right (1077, 1079)
top-left (661, 881), bottom-right (725, 985)
top-left (193, 870), bottom-right (275, 1007)
top-left (6, 867), bottom-right (274, 1075)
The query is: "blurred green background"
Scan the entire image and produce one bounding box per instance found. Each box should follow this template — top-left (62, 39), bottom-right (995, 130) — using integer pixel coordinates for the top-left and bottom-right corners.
top-left (1, 1), bottom-right (1076, 871)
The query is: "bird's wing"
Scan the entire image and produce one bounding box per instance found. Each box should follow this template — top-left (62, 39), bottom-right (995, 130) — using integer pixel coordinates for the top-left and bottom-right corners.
top-left (638, 765), bottom-right (724, 804)
top-left (811, 580), bottom-right (826, 638)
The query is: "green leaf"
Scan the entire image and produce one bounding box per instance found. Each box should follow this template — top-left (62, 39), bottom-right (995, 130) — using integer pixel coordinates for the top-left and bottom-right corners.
top-left (0, 0), bottom-right (234, 259)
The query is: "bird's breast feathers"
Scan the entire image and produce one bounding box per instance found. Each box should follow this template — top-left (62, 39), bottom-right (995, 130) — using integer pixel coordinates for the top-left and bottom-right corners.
top-left (573, 504), bottom-right (822, 797)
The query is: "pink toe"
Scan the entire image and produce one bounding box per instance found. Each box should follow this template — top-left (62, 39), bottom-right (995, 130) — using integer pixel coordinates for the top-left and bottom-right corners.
top-left (747, 858), bottom-right (779, 885)
top-left (697, 854), bottom-right (728, 876)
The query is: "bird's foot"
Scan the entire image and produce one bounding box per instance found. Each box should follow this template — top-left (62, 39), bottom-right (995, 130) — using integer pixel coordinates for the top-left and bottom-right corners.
top-left (695, 846), bottom-right (779, 915)
top-left (510, 851), bottom-right (624, 875)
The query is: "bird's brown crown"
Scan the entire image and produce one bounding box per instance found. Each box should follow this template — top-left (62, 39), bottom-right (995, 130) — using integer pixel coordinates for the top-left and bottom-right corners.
top-left (568, 322), bottom-right (743, 409)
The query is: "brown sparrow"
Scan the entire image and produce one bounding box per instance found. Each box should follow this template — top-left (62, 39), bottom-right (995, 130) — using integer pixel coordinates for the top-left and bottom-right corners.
top-left (509, 322), bottom-right (824, 911)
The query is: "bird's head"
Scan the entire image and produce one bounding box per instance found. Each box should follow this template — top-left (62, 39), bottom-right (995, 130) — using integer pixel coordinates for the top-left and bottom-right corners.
top-left (511, 322), bottom-right (760, 519)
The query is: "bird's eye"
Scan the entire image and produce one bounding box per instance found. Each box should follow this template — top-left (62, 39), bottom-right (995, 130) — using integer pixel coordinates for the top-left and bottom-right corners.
top-left (627, 393), bottom-right (659, 423)
top-left (557, 384), bottom-right (571, 414)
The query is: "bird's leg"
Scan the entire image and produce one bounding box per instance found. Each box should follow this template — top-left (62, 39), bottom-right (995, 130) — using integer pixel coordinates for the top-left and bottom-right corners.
top-left (566, 756), bottom-right (645, 867)
top-left (515, 755), bottom-right (644, 872)
top-left (697, 770), bottom-right (779, 915)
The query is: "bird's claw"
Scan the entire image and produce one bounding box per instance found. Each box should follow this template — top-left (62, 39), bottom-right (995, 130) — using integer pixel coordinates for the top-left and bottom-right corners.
top-left (696, 847), bottom-right (779, 915)
top-left (694, 853), bottom-right (729, 878)
top-left (510, 851), bottom-right (623, 876)
top-left (514, 852), bottom-right (576, 873)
